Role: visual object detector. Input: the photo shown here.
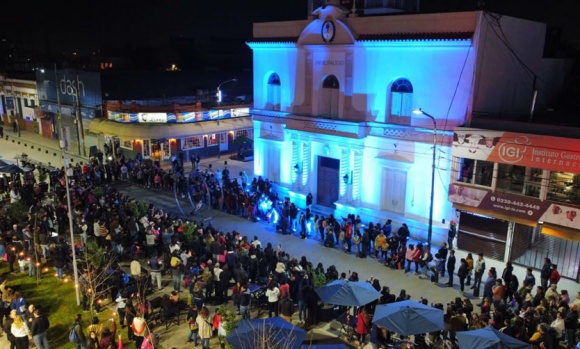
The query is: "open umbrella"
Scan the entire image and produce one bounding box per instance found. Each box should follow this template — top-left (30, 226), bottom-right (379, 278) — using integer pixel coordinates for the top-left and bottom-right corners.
top-left (315, 279), bottom-right (381, 307)
top-left (0, 164), bottom-right (31, 174)
top-left (226, 317), bottom-right (306, 349)
top-left (0, 159), bottom-right (14, 167)
top-left (457, 326), bottom-right (531, 349)
top-left (372, 300), bottom-right (444, 336)
top-left (300, 345), bottom-right (349, 349)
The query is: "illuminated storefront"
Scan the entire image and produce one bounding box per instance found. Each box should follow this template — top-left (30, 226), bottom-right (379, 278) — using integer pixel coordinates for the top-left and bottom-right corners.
top-left (89, 105), bottom-right (253, 160)
top-left (451, 127), bottom-right (580, 280)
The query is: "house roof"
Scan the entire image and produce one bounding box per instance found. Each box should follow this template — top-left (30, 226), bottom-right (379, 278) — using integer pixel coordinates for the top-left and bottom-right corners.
top-left (249, 32), bottom-right (473, 44)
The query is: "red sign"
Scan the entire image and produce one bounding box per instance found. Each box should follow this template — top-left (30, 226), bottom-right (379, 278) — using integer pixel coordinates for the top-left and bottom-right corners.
top-left (452, 128), bottom-right (580, 173)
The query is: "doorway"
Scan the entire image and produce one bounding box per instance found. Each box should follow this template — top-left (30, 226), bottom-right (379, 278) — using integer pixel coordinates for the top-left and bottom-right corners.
top-left (317, 156), bottom-right (339, 208)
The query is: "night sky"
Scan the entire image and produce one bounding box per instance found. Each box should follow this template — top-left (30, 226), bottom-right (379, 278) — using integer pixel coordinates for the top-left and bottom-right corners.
top-left (1, 0), bottom-right (308, 54)
top-left (1, 0), bottom-right (578, 55)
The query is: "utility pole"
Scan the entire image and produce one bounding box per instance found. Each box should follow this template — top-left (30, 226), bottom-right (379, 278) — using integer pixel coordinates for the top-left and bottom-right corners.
top-left (76, 74), bottom-right (86, 156)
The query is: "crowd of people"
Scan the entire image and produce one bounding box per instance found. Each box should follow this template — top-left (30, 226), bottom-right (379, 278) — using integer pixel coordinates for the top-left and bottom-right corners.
top-left (0, 150), bottom-right (579, 349)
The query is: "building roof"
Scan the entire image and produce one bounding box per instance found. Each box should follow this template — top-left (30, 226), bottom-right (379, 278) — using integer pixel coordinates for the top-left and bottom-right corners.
top-left (357, 31), bottom-right (473, 41)
top-left (248, 37), bottom-right (300, 43)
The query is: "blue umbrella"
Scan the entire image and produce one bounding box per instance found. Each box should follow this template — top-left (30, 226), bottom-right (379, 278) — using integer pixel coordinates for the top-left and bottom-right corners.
top-left (457, 326), bottom-right (531, 349)
top-left (372, 300), bottom-right (444, 336)
top-left (315, 280), bottom-right (381, 306)
top-left (226, 317), bottom-right (307, 349)
top-left (300, 345), bottom-right (349, 349)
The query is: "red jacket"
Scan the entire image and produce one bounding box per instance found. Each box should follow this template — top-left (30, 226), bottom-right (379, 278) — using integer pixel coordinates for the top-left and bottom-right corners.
top-left (356, 312), bottom-right (370, 335)
top-left (549, 269), bottom-right (560, 285)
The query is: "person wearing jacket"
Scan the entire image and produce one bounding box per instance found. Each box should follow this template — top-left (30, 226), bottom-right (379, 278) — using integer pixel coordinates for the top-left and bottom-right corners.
top-left (457, 258), bottom-right (468, 293)
top-left (564, 304), bottom-right (579, 349)
top-left (196, 307), bottom-right (213, 349)
top-left (31, 309), bottom-right (50, 349)
top-left (99, 320), bottom-right (116, 349)
top-left (71, 314), bottom-right (87, 349)
top-left (239, 283), bottom-right (251, 320)
top-left (131, 312), bottom-right (146, 348)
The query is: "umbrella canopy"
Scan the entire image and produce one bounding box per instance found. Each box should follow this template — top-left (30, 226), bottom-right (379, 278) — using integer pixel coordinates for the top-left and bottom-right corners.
top-left (457, 326), bottom-right (531, 349)
top-left (0, 159), bottom-right (14, 167)
top-left (300, 345), bottom-right (349, 349)
top-left (226, 317), bottom-right (307, 349)
top-left (0, 164), bottom-right (32, 174)
top-left (315, 280), bottom-right (381, 307)
top-left (372, 300), bottom-right (444, 336)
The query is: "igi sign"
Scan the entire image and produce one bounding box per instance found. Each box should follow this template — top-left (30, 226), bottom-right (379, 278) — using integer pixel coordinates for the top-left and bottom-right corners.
top-left (498, 136), bottom-right (529, 164)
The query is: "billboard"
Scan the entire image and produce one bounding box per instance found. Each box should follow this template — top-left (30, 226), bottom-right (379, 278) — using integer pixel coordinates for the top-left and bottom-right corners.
top-left (107, 108), bottom-right (252, 123)
top-left (36, 70), bottom-right (102, 119)
top-left (452, 127), bottom-right (580, 174)
top-left (449, 183), bottom-right (580, 230)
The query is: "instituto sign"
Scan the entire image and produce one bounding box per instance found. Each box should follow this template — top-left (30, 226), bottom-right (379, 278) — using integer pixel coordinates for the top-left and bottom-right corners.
top-left (138, 113), bottom-right (167, 123)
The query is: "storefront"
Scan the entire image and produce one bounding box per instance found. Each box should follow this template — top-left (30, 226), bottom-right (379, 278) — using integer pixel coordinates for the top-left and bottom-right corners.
top-left (88, 107), bottom-right (254, 160)
top-left (450, 127), bottom-right (580, 281)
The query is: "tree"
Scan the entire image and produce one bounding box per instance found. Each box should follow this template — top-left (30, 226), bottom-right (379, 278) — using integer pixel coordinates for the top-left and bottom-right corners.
top-left (128, 200), bottom-right (149, 219)
top-left (79, 240), bottom-right (116, 317)
top-left (181, 221), bottom-right (198, 244)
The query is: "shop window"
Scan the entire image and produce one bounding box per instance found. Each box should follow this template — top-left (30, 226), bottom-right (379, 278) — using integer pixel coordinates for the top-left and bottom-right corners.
top-left (182, 136), bottom-right (202, 149)
top-left (208, 134), bottom-right (219, 146)
top-left (473, 160), bottom-right (494, 187)
top-left (497, 164), bottom-right (525, 193)
top-left (220, 133), bottom-right (227, 144)
top-left (235, 130), bottom-right (248, 139)
top-left (547, 171), bottom-right (580, 206)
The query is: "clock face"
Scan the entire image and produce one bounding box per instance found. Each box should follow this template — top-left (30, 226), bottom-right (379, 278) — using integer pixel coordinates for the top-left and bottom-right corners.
top-left (321, 20), bottom-right (336, 43)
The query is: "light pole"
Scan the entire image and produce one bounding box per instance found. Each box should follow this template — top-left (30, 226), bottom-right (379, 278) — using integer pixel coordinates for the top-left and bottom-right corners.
top-left (60, 130), bottom-right (81, 306)
top-left (216, 78), bottom-right (238, 104)
top-left (413, 108), bottom-right (437, 249)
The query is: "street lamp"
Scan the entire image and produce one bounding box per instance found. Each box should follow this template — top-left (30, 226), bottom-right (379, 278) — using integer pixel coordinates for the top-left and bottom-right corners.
top-left (216, 78), bottom-right (238, 104)
top-left (59, 130), bottom-right (81, 306)
top-left (413, 108), bottom-right (437, 249)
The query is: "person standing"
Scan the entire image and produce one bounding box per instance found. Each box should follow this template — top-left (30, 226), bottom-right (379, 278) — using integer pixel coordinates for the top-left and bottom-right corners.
top-left (71, 314), bottom-right (87, 349)
top-left (31, 309), bottom-right (50, 349)
top-left (3, 309), bottom-right (16, 349)
top-left (564, 304), bottom-right (579, 349)
top-left (447, 220), bottom-right (457, 250)
top-left (491, 279), bottom-right (505, 309)
top-left (279, 293), bottom-right (295, 323)
top-left (540, 258), bottom-right (552, 291)
top-left (148, 253), bottom-right (163, 291)
top-left (186, 304), bottom-right (199, 345)
top-left (0, 124), bottom-right (4, 138)
top-left (445, 250), bottom-right (456, 287)
top-left (457, 259), bottom-right (468, 293)
top-left (131, 312), bottom-right (146, 348)
top-left (10, 309), bottom-right (29, 349)
top-left (266, 283), bottom-right (281, 318)
top-left (239, 283), bottom-right (251, 320)
top-left (356, 307), bottom-right (371, 347)
top-left (196, 307), bottom-right (213, 349)
top-left (482, 268), bottom-right (497, 304)
top-left (438, 243), bottom-right (449, 277)
top-left (471, 253), bottom-right (486, 290)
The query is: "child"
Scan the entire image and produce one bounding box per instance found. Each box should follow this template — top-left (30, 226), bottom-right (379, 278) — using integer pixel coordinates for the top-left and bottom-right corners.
top-left (18, 254), bottom-right (28, 273)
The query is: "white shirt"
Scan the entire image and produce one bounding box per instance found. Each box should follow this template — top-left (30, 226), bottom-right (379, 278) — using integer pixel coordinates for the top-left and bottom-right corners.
top-left (130, 260), bottom-right (142, 277)
top-left (266, 287), bottom-right (280, 303)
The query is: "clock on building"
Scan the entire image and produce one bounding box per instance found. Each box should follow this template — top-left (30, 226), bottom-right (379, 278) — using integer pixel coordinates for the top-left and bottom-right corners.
top-left (321, 20), bottom-right (336, 43)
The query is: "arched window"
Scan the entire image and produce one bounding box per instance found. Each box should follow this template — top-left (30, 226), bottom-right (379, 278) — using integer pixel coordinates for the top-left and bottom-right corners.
top-left (266, 73), bottom-right (281, 111)
top-left (320, 75), bottom-right (339, 118)
top-left (389, 78), bottom-right (413, 124)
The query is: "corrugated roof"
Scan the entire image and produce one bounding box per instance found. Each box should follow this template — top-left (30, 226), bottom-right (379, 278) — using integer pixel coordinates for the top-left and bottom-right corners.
top-left (357, 32), bottom-right (473, 41)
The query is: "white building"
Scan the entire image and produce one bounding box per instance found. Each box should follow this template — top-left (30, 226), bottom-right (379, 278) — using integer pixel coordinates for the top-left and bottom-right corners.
top-left (247, 0), bottom-right (568, 245)
top-left (0, 75), bottom-right (40, 133)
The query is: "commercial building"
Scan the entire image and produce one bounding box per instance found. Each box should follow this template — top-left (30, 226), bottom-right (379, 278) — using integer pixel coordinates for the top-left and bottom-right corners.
top-left (0, 75), bottom-right (40, 134)
top-left (248, 0), bottom-right (574, 285)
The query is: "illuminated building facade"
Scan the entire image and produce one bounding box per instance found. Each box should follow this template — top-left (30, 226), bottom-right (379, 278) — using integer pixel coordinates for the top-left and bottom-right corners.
top-left (248, 1), bottom-right (568, 244)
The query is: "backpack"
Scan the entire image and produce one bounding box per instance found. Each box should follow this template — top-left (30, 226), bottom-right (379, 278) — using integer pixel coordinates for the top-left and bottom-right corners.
top-left (69, 325), bottom-right (79, 343)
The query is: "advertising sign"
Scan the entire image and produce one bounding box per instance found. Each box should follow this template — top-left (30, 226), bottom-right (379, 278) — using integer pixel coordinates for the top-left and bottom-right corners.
top-left (138, 113), bottom-right (167, 123)
top-left (449, 183), bottom-right (580, 229)
top-left (40, 101), bottom-right (96, 119)
top-left (453, 127), bottom-right (580, 174)
top-left (36, 70), bottom-right (102, 118)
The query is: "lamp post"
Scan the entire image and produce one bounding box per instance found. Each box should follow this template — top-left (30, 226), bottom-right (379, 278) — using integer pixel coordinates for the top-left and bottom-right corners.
top-left (216, 78), bottom-right (238, 104)
top-left (60, 129), bottom-right (81, 306)
top-left (413, 108), bottom-right (437, 249)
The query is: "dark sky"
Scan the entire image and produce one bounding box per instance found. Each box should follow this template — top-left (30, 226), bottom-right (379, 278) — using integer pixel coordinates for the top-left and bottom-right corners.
top-left (1, 0), bottom-right (308, 53)
top-left (2, 0), bottom-right (578, 54)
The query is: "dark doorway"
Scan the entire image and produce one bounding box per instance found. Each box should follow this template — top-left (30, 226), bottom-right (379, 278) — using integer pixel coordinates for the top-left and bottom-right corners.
top-left (317, 156), bottom-right (339, 208)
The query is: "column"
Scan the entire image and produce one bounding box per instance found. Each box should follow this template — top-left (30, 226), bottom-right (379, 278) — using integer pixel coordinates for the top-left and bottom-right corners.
top-left (301, 141), bottom-right (310, 190)
top-left (340, 147), bottom-right (350, 200)
top-left (291, 140), bottom-right (300, 188)
top-left (352, 149), bottom-right (362, 204)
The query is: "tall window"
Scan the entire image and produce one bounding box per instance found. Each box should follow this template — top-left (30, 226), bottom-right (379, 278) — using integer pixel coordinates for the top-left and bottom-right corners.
top-left (266, 73), bottom-right (281, 111)
top-left (320, 75), bottom-right (339, 118)
top-left (388, 78), bottom-right (413, 125)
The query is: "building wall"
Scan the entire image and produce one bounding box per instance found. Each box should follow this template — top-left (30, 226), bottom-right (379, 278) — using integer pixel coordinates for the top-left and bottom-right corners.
top-left (0, 77), bottom-right (40, 130)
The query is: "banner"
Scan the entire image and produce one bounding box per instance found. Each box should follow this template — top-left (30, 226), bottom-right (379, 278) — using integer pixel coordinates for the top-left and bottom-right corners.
top-left (449, 183), bottom-right (580, 229)
top-left (453, 127), bottom-right (580, 173)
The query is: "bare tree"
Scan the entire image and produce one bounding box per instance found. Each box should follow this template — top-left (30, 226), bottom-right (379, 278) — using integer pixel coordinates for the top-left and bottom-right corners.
top-left (79, 239), bottom-right (117, 317)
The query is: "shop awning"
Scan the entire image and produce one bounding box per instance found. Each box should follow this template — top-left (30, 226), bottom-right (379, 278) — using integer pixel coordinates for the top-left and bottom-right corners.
top-left (88, 117), bottom-right (254, 139)
top-left (541, 223), bottom-right (580, 242)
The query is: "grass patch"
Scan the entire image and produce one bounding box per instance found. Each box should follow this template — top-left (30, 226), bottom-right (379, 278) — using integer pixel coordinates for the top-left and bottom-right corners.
top-left (0, 265), bottom-right (119, 348)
